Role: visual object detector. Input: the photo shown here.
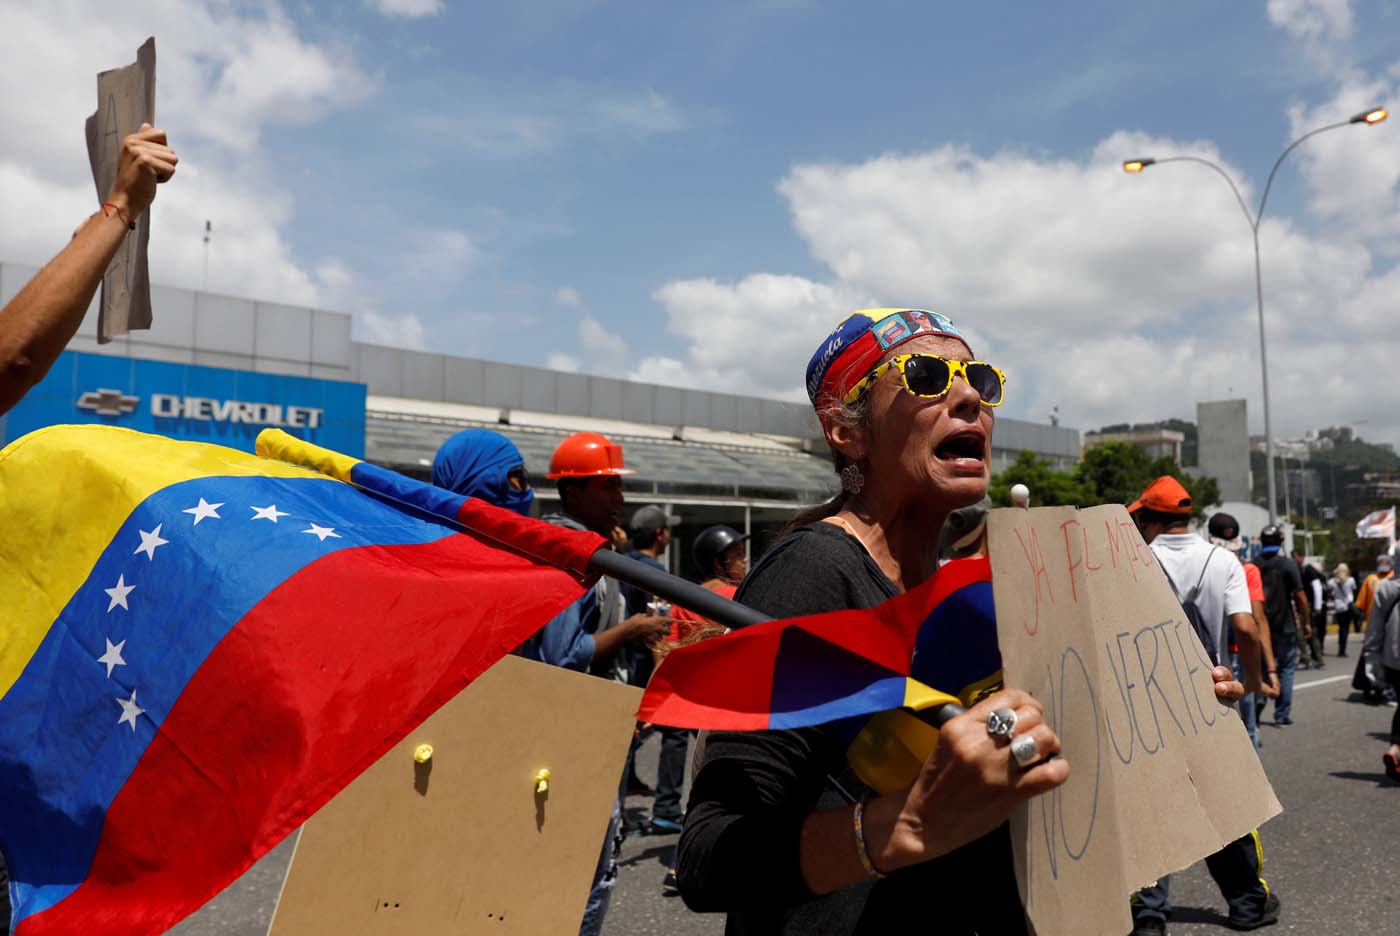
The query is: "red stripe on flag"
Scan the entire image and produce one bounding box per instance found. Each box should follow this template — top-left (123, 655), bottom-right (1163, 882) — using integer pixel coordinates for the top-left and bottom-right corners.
top-left (17, 533), bottom-right (585, 936)
top-left (638, 557), bottom-right (991, 729)
top-left (455, 498), bottom-right (605, 579)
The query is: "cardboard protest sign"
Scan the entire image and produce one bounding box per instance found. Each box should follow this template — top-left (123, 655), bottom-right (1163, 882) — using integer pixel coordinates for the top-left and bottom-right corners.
top-left (84, 36), bottom-right (155, 343)
top-left (268, 655), bottom-right (640, 936)
top-left (988, 505), bottom-right (1281, 936)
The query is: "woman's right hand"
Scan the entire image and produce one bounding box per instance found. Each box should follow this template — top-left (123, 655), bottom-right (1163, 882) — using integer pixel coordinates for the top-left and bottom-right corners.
top-left (869, 689), bottom-right (1070, 873)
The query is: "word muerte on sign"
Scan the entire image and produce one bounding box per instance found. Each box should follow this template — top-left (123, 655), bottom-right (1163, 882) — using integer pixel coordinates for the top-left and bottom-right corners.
top-left (988, 504), bottom-right (1280, 936)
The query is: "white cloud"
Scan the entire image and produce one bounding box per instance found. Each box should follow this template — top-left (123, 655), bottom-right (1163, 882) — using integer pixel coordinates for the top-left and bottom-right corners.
top-left (412, 86), bottom-right (687, 157)
top-left (545, 352), bottom-right (582, 372)
top-left (642, 115), bottom-right (1400, 447)
top-left (594, 89), bottom-right (686, 136)
top-left (578, 316), bottom-right (629, 375)
top-left (541, 314), bottom-right (631, 376)
top-left (360, 309), bottom-right (427, 349)
top-left (554, 286), bottom-right (584, 307)
top-left (1267, 0), bottom-right (1353, 66)
top-left (641, 274), bottom-right (869, 400)
top-left (367, 0), bottom-right (445, 18)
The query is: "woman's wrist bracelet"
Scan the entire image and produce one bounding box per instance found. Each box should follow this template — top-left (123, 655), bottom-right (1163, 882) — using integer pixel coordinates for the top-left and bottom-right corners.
top-left (852, 798), bottom-right (885, 879)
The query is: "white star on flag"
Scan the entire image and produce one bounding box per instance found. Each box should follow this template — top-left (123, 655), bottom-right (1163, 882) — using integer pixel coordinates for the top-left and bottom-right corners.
top-left (133, 524), bottom-right (168, 560)
top-left (116, 689), bottom-right (145, 731)
top-left (302, 523), bottom-right (342, 542)
top-left (98, 638), bottom-right (127, 678)
top-left (104, 574), bottom-right (135, 612)
top-left (251, 504), bottom-right (289, 523)
top-left (182, 498), bottom-right (223, 525)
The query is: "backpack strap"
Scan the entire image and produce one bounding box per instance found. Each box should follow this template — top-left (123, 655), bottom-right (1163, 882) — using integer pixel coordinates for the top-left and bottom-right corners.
top-left (1189, 547), bottom-right (1218, 603)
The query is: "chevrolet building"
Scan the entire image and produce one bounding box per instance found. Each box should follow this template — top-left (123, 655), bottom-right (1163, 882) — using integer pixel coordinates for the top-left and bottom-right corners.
top-left (0, 261), bottom-right (1081, 578)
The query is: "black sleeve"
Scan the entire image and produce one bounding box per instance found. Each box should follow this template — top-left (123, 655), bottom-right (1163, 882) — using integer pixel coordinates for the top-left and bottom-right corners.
top-left (1285, 562), bottom-right (1304, 594)
top-left (733, 526), bottom-right (876, 620)
top-left (676, 526), bottom-right (874, 914)
top-left (676, 725), bottom-right (843, 912)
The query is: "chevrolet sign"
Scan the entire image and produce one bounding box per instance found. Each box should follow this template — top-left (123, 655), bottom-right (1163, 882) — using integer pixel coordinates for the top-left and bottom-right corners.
top-left (76, 388), bottom-right (140, 416)
top-left (150, 394), bottom-right (324, 429)
top-left (76, 389), bottom-right (323, 429)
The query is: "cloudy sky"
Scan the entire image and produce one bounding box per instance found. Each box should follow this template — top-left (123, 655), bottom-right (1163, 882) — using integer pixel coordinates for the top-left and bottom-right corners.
top-left (2, 0), bottom-right (1397, 446)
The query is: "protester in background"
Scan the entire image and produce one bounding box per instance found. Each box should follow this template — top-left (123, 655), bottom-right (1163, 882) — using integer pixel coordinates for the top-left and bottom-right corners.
top-left (1294, 549), bottom-right (1327, 670)
top-left (669, 524), bottom-right (750, 640)
top-left (620, 504), bottom-right (681, 799)
top-left (1352, 554), bottom-right (1396, 703)
top-left (518, 431), bottom-right (669, 936)
top-left (1357, 553), bottom-right (1392, 625)
top-left (1330, 563), bottom-right (1359, 658)
top-left (1254, 526), bottom-right (1310, 727)
top-left (1362, 547), bottom-right (1400, 783)
top-left (1208, 512), bottom-right (1279, 750)
top-left (678, 309), bottom-right (1244, 935)
top-left (1125, 491), bottom-right (1278, 934)
top-left (430, 428), bottom-right (534, 515)
top-left (0, 125), bottom-right (177, 415)
top-left (656, 524), bottom-right (751, 895)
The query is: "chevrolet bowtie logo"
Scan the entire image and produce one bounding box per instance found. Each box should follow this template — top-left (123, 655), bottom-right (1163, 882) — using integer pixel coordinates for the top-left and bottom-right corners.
top-left (77, 388), bottom-right (140, 417)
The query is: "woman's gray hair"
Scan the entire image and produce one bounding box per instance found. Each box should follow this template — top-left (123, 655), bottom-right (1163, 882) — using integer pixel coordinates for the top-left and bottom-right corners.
top-left (782, 394), bottom-right (873, 533)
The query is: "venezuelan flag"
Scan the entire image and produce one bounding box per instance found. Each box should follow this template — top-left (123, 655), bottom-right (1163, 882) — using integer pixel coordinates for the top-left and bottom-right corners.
top-left (638, 556), bottom-right (1001, 791)
top-left (0, 425), bottom-right (602, 936)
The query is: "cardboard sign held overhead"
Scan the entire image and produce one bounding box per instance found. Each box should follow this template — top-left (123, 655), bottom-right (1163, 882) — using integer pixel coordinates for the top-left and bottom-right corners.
top-left (84, 36), bottom-right (156, 343)
top-left (988, 505), bottom-right (1281, 936)
top-left (268, 655), bottom-right (640, 936)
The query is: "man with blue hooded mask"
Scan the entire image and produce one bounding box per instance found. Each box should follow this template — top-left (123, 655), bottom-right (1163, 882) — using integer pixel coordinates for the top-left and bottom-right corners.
top-left (431, 429), bottom-right (534, 516)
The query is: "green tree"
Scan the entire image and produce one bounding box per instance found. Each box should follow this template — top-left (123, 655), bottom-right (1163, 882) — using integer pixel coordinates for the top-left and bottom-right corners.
top-left (1075, 441), bottom-right (1219, 518)
top-left (989, 442), bottom-right (1221, 516)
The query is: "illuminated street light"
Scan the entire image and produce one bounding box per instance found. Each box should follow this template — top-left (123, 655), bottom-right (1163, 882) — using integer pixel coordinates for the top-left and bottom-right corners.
top-left (1123, 108), bottom-right (1388, 523)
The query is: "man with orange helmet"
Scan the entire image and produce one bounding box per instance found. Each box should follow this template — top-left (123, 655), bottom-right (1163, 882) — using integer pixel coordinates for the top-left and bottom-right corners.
top-left (519, 431), bottom-right (669, 936)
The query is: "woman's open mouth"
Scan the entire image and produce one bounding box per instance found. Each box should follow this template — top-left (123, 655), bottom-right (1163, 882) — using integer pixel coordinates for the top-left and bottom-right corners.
top-left (934, 431), bottom-right (987, 471)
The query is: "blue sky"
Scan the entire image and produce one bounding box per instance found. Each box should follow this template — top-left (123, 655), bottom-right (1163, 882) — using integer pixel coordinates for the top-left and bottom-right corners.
top-left (280, 0), bottom-right (1375, 357)
top-left (2, 0), bottom-right (1398, 445)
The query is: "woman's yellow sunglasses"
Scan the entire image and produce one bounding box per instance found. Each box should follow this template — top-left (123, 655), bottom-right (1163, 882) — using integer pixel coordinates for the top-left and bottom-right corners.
top-left (841, 353), bottom-right (1007, 407)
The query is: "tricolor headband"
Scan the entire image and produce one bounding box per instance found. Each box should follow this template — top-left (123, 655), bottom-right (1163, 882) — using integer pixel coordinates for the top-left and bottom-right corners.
top-left (805, 308), bottom-right (973, 408)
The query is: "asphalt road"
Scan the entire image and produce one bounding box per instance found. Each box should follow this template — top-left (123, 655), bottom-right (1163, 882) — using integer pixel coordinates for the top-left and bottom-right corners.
top-left (175, 631), bottom-right (1399, 936)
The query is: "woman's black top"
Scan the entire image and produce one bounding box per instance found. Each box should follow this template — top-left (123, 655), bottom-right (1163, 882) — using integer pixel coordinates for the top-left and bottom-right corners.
top-left (676, 522), bottom-right (1026, 935)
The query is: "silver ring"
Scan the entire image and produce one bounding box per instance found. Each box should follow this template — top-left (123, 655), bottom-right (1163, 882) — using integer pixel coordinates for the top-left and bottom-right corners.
top-left (1010, 733), bottom-right (1041, 768)
top-left (986, 707), bottom-right (1018, 739)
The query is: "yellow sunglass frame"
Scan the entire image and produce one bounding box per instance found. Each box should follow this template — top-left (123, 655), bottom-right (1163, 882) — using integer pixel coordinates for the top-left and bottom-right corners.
top-left (841, 353), bottom-right (1007, 407)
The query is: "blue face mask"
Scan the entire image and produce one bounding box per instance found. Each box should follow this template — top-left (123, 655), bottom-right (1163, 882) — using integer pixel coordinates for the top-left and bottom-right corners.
top-left (431, 429), bottom-right (534, 516)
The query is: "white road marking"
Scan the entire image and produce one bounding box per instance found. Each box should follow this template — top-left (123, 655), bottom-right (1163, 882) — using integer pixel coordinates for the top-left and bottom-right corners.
top-left (1293, 674), bottom-right (1352, 691)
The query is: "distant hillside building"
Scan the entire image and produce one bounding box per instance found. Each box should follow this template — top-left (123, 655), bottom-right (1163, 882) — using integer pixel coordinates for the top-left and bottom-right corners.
top-left (1083, 426), bottom-right (1186, 464)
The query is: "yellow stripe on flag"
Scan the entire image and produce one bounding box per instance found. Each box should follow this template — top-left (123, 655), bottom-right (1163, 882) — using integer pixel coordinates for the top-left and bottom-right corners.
top-left (901, 678), bottom-right (964, 712)
top-left (0, 425), bottom-right (330, 700)
top-left (255, 428), bottom-right (360, 483)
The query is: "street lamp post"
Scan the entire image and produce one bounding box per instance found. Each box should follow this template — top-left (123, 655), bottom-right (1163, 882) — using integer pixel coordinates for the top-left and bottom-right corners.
top-left (1122, 106), bottom-right (1387, 524)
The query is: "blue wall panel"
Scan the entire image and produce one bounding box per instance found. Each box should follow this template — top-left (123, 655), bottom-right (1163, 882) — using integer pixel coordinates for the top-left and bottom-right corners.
top-left (2, 352), bottom-right (366, 457)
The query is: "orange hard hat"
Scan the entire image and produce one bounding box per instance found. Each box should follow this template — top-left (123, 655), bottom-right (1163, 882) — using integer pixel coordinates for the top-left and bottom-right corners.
top-left (546, 432), bottom-right (635, 479)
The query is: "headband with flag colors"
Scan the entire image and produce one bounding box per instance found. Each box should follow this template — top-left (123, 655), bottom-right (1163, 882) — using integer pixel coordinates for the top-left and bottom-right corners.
top-left (0, 425), bottom-right (602, 936)
top-left (805, 308), bottom-right (974, 408)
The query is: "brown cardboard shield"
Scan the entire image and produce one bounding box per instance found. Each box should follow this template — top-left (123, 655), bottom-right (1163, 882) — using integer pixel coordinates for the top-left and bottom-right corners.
top-left (85, 36), bottom-right (156, 342)
top-left (267, 655), bottom-right (641, 935)
top-left (988, 505), bottom-right (1281, 936)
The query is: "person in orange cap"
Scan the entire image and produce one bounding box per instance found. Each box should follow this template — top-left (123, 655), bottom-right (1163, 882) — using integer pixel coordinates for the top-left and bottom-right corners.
top-left (521, 431), bottom-right (669, 936)
top-left (1126, 476), bottom-right (1281, 934)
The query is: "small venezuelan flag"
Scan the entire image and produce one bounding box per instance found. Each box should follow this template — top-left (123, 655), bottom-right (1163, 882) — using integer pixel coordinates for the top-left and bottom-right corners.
top-left (0, 425), bottom-right (601, 936)
top-left (638, 555), bottom-right (1001, 730)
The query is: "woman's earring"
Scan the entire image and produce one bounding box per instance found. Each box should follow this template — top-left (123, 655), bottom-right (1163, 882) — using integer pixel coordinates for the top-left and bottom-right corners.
top-left (840, 462), bottom-right (865, 495)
